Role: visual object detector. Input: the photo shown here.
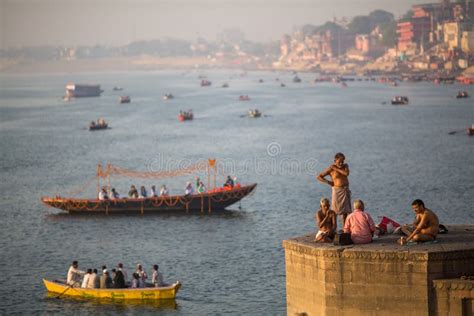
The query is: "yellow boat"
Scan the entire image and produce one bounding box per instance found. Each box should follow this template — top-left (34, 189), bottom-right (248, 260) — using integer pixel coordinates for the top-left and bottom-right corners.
top-left (43, 279), bottom-right (181, 300)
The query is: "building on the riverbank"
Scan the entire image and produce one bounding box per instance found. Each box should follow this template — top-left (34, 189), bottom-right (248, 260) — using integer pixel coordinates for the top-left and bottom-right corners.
top-left (283, 225), bottom-right (474, 315)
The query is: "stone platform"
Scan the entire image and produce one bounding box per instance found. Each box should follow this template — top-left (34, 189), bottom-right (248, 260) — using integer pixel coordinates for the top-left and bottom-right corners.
top-left (282, 225), bottom-right (474, 316)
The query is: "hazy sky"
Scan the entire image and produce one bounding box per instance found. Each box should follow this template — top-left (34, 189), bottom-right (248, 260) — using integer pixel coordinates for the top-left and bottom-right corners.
top-left (1, 0), bottom-right (430, 49)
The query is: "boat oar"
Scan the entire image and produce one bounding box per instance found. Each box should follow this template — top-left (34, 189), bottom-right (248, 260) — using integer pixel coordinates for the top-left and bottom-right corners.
top-left (56, 280), bottom-right (80, 299)
top-left (448, 130), bottom-right (463, 135)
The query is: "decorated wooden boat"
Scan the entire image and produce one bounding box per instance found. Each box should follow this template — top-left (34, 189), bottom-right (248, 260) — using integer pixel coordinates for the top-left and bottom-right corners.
top-left (456, 91), bottom-right (469, 99)
top-left (43, 279), bottom-right (181, 300)
top-left (42, 183), bottom-right (256, 214)
top-left (41, 161), bottom-right (257, 214)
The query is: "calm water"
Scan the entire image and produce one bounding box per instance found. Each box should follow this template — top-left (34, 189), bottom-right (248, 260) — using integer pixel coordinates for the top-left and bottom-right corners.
top-left (0, 70), bottom-right (473, 315)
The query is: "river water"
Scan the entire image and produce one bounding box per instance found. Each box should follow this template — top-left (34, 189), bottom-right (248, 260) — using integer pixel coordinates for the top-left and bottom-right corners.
top-left (0, 70), bottom-right (473, 315)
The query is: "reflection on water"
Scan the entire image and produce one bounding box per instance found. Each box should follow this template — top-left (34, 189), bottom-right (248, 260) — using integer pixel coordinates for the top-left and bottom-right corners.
top-left (44, 293), bottom-right (178, 312)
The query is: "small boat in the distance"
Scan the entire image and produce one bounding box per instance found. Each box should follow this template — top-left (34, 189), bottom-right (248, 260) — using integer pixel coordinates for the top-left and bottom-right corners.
top-left (293, 76), bottom-right (302, 83)
top-left (222, 83), bottom-right (229, 88)
top-left (201, 80), bottom-right (212, 87)
top-left (163, 93), bottom-right (174, 100)
top-left (118, 96), bottom-right (131, 103)
top-left (468, 125), bottom-right (474, 136)
top-left (89, 119), bottom-right (108, 131)
top-left (43, 279), bottom-right (181, 300)
top-left (391, 96), bottom-right (409, 105)
top-left (113, 86), bottom-right (123, 91)
top-left (248, 109), bottom-right (261, 118)
top-left (258, 79), bottom-right (264, 83)
top-left (239, 95), bottom-right (250, 101)
top-left (456, 91), bottom-right (469, 99)
top-left (178, 110), bottom-right (193, 121)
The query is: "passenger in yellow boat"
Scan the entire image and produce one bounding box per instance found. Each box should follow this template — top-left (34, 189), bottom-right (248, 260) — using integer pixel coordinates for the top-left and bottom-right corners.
top-left (109, 188), bottom-right (120, 200)
top-left (185, 182), bottom-right (194, 195)
top-left (152, 264), bottom-right (166, 287)
top-left (100, 270), bottom-right (112, 289)
top-left (197, 181), bottom-right (206, 193)
top-left (87, 269), bottom-right (98, 289)
top-left (136, 264), bottom-right (148, 288)
top-left (139, 186), bottom-right (147, 199)
top-left (81, 269), bottom-right (92, 288)
top-left (98, 187), bottom-right (109, 200)
top-left (160, 185), bottom-right (169, 196)
top-left (128, 185), bottom-right (139, 198)
top-left (67, 261), bottom-right (84, 287)
top-left (150, 185), bottom-right (158, 197)
top-left (117, 263), bottom-right (128, 284)
top-left (113, 269), bottom-right (127, 288)
top-left (131, 273), bottom-right (139, 288)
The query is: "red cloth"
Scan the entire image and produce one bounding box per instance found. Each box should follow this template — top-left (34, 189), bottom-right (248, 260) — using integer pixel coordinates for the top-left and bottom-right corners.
top-left (344, 209), bottom-right (376, 244)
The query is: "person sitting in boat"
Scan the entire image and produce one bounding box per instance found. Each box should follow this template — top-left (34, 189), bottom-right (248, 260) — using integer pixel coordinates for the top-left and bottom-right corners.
top-left (139, 186), bottom-right (147, 199)
top-left (87, 269), bottom-right (98, 289)
top-left (113, 269), bottom-right (126, 289)
top-left (90, 121), bottom-right (96, 128)
top-left (67, 261), bottom-right (84, 287)
top-left (224, 176), bottom-right (234, 188)
top-left (197, 181), bottom-right (206, 193)
top-left (196, 177), bottom-right (201, 188)
top-left (160, 185), bottom-right (169, 196)
top-left (128, 185), bottom-right (139, 198)
top-left (100, 270), bottom-right (112, 289)
top-left (81, 269), bottom-right (92, 288)
top-left (152, 264), bottom-right (166, 287)
top-left (98, 187), bottom-right (109, 200)
top-left (117, 263), bottom-right (128, 284)
top-left (185, 181), bottom-right (194, 195)
top-left (109, 188), bottom-right (120, 200)
top-left (136, 264), bottom-right (147, 288)
top-left (150, 185), bottom-right (158, 197)
top-left (131, 273), bottom-right (139, 288)
top-left (233, 176), bottom-right (240, 186)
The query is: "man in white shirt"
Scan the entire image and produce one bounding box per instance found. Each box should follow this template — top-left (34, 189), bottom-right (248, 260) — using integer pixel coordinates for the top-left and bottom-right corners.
top-left (81, 269), bottom-right (92, 288)
top-left (109, 188), bottom-right (119, 200)
top-left (160, 185), bottom-right (169, 196)
top-left (67, 261), bottom-right (84, 287)
top-left (87, 269), bottom-right (98, 288)
top-left (185, 182), bottom-right (194, 195)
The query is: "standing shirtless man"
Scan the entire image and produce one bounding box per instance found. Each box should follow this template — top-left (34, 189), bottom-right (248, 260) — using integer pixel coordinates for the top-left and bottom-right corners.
top-left (317, 153), bottom-right (351, 225)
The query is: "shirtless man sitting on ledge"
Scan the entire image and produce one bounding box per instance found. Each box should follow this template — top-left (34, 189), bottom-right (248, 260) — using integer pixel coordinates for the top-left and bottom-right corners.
top-left (400, 199), bottom-right (439, 244)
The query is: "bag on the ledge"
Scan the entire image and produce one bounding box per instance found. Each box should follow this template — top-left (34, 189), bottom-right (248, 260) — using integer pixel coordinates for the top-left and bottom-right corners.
top-left (333, 232), bottom-right (353, 246)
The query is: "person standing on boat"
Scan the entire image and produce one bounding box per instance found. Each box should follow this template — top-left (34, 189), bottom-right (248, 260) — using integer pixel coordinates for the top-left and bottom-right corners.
top-left (150, 185), bottom-right (158, 197)
top-left (66, 261), bottom-right (84, 287)
top-left (139, 186), bottom-right (147, 199)
top-left (160, 185), bottom-right (169, 196)
top-left (81, 269), bottom-right (92, 288)
top-left (152, 264), bottom-right (166, 287)
top-left (136, 264), bottom-right (147, 288)
top-left (317, 153), bottom-right (351, 225)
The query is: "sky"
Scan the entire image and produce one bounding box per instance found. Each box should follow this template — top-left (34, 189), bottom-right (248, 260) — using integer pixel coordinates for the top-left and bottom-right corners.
top-left (1, 0), bottom-right (431, 49)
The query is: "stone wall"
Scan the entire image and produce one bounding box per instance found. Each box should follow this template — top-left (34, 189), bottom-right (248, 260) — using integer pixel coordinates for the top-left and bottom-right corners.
top-left (283, 226), bottom-right (474, 316)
